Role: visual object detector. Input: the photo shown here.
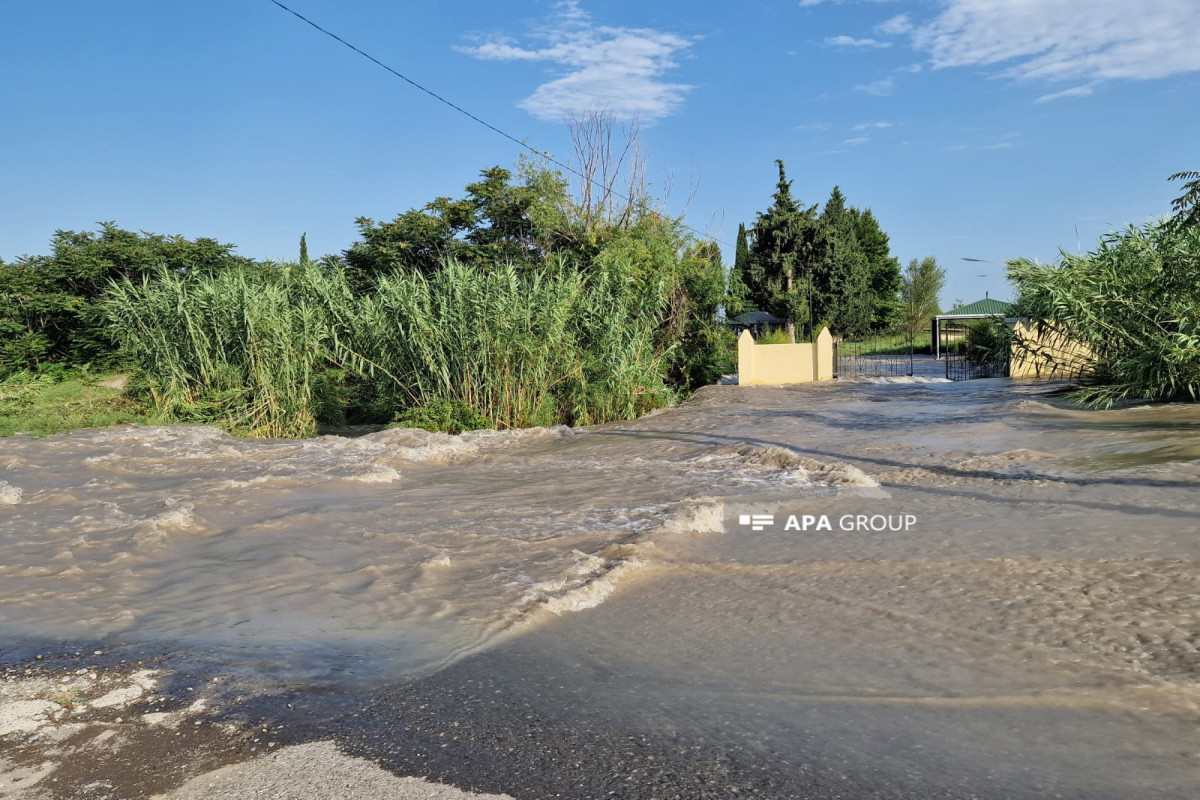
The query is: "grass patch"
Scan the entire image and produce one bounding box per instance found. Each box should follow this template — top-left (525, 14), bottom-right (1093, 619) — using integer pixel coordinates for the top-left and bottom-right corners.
top-left (837, 331), bottom-right (932, 357)
top-left (0, 373), bottom-right (154, 437)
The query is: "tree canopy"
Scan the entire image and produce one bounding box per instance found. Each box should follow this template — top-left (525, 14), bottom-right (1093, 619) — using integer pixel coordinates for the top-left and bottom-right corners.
top-left (738, 162), bottom-right (903, 339)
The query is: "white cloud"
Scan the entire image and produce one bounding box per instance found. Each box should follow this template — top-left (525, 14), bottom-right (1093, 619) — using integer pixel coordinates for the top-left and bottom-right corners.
top-left (876, 14), bottom-right (913, 35)
top-left (854, 76), bottom-right (895, 95)
top-left (458, 2), bottom-right (695, 122)
top-left (894, 63), bottom-right (923, 74)
top-left (825, 35), bottom-right (891, 48)
top-left (1035, 83), bottom-right (1098, 103)
top-left (843, 136), bottom-right (871, 145)
top-left (851, 121), bottom-right (894, 131)
top-left (913, 0), bottom-right (1200, 84)
top-left (794, 122), bottom-right (832, 132)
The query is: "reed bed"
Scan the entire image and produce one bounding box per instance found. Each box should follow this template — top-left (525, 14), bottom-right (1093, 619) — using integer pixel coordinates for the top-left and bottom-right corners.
top-left (1008, 222), bottom-right (1200, 406)
top-left (103, 259), bottom-right (676, 436)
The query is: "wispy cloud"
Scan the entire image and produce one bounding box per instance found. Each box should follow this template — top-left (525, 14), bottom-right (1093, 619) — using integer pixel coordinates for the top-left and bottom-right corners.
top-left (843, 136), bottom-right (871, 145)
top-left (825, 35), bottom-right (890, 49)
top-left (854, 76), bottom-right (895, 95)
top-left (794, 122), bottom-right (832, 132)
top-left (913, 0), bottom-right (1200, 85)
top-left (876, 14), bottom-right (913, 35)
top-left (945, 133), bottom-right (1024, 151)
top-left (458, 2), bottom-right (695, 122)
top-left (851, 121), bottom-right (894, 131)
top-left (1034, 83), bottom-right (1098, 103)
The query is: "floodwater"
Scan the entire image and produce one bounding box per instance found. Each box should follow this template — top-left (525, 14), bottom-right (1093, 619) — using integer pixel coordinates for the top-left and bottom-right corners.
top-left (3, 372), bottom-right (1200, 796)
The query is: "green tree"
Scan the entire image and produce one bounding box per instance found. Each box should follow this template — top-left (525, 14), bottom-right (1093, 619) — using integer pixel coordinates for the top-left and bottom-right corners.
top-left (809, 186), bottom-right (873, 337)
top-left (747, 160), bottom-right (815, 340)
top-left (671, 241), bottom-right (734, 389)
top-left (1166, 170), bottom-right (1200, 232)
top-left (0, 223), bottom-right (249, 377)
top-left (725, 222), bottom-right (752, 318)
top-left (344, 165), bottom-right (571, 284)
top-left (899, 256), bottom-right (946, 334)
top-left (346, 151), bottom-right (729, 395)
top-left (299, 232), bottom-right (309, 263)
top-left (851, 207), bottom-right (903, 328)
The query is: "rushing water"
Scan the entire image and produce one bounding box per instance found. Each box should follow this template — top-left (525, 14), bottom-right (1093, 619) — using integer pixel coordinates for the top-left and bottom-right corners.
top-left (1, 376), bottom-right (1198, 694)
top-left (4, 374), bottom-right (1200, 796)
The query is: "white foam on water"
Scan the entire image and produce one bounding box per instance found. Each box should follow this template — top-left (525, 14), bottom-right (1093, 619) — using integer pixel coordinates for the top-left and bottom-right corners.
top-left (690, 444), bottom-right (879, 489)
top-left (351, 466), bottom-right (402, 484)
top-left (0, 482), bottom-right (23, 505)
top-left (855, 376), bottom-right (951, 384)
top-left (530, 547), bottom-right (648, 616)
top-left (659, 498), bottom-right (726, 535)
top-left (540, 558), bottom-right (645, 615)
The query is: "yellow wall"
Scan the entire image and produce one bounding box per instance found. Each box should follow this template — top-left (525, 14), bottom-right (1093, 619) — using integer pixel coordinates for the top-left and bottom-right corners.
top-left (1009, 321), bottom-right (1095, 379)
top-left (737, 328), bottom-right (834, 385)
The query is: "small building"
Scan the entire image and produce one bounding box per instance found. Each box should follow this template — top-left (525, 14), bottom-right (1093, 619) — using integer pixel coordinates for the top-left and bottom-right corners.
top-left (932, 296), bottom-right (1015, 358)
top-left (726, 310), bottom-right (787, 339)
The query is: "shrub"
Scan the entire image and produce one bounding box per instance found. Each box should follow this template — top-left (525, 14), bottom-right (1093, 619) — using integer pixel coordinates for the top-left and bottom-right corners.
top-left (389, 398), bottom-right (493, 435)
top-left (757, 328), bottom-right (793, 345)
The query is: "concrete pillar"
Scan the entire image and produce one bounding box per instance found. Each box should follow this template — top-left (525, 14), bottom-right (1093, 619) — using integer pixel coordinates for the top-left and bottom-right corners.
top-left (815, 327), bottom-right (834, 381)
top-left (737, 329), bottom-right (755, 385)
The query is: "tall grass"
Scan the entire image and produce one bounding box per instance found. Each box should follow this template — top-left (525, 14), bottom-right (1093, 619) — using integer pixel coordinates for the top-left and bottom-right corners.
top-left (103, 259), bottom-right (676, 436)
top-left (1008, 222), bottom-right (1200, 406)
top-left (104, 264), bottom-right (339, 437)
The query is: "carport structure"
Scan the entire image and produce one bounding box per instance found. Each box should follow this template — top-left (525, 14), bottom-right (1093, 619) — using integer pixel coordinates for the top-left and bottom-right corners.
top-left (931, 297), bottom-right (1014, 359)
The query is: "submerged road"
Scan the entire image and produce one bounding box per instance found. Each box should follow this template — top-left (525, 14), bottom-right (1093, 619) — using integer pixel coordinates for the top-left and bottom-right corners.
top-left (3, 376), bottom-right (1200, 798)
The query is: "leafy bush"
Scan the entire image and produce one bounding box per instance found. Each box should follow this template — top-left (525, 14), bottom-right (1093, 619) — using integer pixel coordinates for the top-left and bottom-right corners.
top-left (0, 224), bottom-right (249, 379)
top-left (964, 320), bottom-right (1013, 366)
top-left (389, 398), bottom-right (492, 435)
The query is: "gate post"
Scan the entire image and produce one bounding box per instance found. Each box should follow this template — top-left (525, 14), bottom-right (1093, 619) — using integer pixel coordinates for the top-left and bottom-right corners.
top-left (737, 329), bottom-right (755, 385)
top-left (815, 327), bottom-right (833, 381)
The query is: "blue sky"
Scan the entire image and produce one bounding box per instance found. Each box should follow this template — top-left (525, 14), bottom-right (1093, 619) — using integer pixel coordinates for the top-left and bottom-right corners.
top-left (2, 0), bottom-right (1197, 307)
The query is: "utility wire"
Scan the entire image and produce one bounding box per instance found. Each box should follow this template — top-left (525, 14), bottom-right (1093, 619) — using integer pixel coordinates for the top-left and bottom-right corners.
top-left (265, 0), bottom-right (730, 248)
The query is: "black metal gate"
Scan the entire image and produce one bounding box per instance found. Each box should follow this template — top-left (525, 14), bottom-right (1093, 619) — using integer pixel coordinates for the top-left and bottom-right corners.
top-left (941, 320), bottom-right (1011, 380)
top-left (834, 326), bottom-right (916, 378)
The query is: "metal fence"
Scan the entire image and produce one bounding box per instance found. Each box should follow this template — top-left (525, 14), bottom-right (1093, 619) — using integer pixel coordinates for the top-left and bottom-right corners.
top-left (834, 326), bottom-right (917, 378)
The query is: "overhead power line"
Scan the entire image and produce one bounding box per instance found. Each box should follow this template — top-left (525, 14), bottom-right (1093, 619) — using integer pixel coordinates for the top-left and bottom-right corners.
top-left (265, 0), bottom-right (730, 248)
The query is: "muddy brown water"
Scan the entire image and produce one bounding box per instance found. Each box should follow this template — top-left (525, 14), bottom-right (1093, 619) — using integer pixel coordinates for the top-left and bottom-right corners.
top-left (2, 374), bottom-right (1199, 797)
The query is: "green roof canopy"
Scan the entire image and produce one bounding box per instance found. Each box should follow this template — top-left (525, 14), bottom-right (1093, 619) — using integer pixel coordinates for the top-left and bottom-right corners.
top-left (727, 311), bottom-right (786, 325)
top-left (943, 298), bottom-right (1014, 316)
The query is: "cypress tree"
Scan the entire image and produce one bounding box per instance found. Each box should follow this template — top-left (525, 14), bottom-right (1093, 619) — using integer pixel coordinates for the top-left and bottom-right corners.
top-left (725, 223), bottom-right (752, 317)
top-left (300, 232), bottom-right (309, 263)
top-left (748, 160), bottom-right (816, 340)
top-left (734, 222), bottom-right (751, 277)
